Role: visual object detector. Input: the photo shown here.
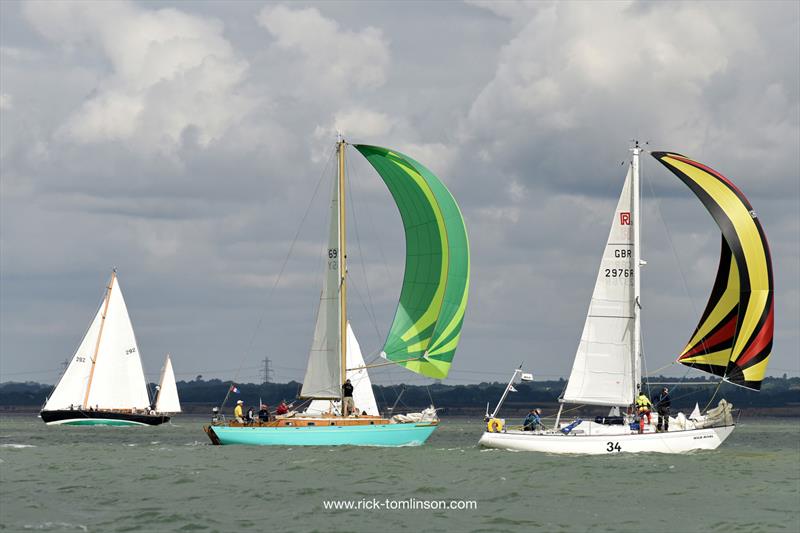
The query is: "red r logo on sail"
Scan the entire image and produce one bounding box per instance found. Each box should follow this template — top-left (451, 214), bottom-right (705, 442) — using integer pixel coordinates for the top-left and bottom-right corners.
top-left (620, 212), bottom-right (631, 225)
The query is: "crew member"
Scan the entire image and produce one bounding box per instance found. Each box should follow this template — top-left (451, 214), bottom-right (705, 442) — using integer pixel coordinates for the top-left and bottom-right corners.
top-left (234, 399), bottom-right (244, 423)
top-left (258, 404), bottom-right (270, 423)
top-left (342, 379), bottom-right (354, 416)
top-left (655, 387), bottom-right (671, 432)
top-left (636, 390), bottom-right (652, 433)
top-left (276, 400), bottom-right (289, 416)
top-left (523, 408), bottom-right (543, 431)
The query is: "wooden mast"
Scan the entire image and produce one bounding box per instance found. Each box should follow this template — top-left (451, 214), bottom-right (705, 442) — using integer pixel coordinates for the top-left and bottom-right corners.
top-left (338, 137), bottom-right (348, 413)
top-left (82, 269), bottom-right (116, 409)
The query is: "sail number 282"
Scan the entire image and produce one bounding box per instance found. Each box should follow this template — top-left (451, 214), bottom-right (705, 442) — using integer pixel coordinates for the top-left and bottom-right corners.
top-left (607, 442), bottom-right (621, 452)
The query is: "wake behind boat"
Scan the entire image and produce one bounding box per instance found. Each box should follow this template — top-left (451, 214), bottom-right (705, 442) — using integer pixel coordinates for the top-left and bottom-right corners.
top-left (205, 138), bottom-right (470, 446)
top-left (40, 271), bottom-right (182, 426)
top-left (480, 144), bottom-right (773, 454)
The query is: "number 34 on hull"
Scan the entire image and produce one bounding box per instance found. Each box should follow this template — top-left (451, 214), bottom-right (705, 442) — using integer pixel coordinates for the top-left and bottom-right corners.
top-left (478, 426), bottom-right (734, 455)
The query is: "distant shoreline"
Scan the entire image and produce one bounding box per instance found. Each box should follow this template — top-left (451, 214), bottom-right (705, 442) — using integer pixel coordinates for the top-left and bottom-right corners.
top-left (5, 376), bottom-right (799, 417)
top-left (3, 404), bottom-right (799, 418)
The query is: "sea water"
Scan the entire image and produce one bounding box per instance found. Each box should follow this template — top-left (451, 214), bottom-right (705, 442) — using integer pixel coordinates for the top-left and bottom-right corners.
top-left (1, 415), bottom-right (798, 532)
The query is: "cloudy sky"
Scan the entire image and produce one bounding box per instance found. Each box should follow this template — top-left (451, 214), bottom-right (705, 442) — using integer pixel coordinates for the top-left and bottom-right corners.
top-left (1, 0), bottom-right (798, 390)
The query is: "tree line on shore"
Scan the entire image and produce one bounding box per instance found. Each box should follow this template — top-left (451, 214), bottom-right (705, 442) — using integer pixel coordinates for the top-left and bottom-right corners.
top-left (2, 376), bottom-right (798, 412)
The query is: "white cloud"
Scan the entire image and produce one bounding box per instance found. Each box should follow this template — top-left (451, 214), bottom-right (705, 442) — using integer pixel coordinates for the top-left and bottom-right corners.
top-left (22, 0), bottom-right (253, 151)
top-left (322, 108), bottom-right (396, 140)
top-left (393, 142), bottom-right (457, 179)
top-left (257, 4), bottom-right (389, 92)
top-left (312, 108), bottom-right (457, 177)
top-left (462, 0), bottom-right (795, 182)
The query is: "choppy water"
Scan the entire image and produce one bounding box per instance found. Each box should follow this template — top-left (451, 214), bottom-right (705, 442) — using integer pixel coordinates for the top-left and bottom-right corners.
top-left (1, 414), bottom-right (798, 532)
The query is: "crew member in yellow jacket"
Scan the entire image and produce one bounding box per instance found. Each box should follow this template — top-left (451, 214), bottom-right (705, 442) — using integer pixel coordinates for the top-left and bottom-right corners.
top-left (234, 400), bottom-right (244, 423)
top-left (636, 392), bottom-right (652, 433)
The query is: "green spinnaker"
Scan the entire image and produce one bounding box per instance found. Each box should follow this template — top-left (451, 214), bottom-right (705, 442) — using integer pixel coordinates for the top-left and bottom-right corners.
top-left (354, 145), bottom-right (469, 379)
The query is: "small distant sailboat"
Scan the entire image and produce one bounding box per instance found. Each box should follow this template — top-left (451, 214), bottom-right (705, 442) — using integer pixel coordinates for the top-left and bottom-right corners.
top-left (154, 354), bottom-right (182, 415)
top-left (40, 271), bottom-right (180, 426)
top-left (205, 138), bottom-right (470, 446)
top-left (481, 143), bottom-right (773, 454)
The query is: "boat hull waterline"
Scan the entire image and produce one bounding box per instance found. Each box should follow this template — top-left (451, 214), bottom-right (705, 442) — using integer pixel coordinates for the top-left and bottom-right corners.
top-left (40, 409), bottom-right (170, 427)
top-left (206, 422), bottom-right (438, 446)
top-left (478, 425), bottom-right (734, 455)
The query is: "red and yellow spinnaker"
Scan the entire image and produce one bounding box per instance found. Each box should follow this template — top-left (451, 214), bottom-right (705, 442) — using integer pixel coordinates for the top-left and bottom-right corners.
top-left (652, 152), bottom-right (774, 391)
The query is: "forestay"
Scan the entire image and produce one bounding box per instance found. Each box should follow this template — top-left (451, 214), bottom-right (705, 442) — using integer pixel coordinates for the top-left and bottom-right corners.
top-left (563, 167), bottom-right (637, 406)
top-left (43, 304), bottom-right (105, 410)
top-left (300, 177), bottom-right (342, 399)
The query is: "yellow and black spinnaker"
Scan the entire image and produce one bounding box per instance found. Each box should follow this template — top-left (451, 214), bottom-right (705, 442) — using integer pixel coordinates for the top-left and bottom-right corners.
top-left (653, 152), bottom-right (773, 391)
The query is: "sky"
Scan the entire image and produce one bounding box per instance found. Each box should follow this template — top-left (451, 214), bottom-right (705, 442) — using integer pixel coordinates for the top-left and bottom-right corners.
top-left (1, 0), bottom-right (798, 389)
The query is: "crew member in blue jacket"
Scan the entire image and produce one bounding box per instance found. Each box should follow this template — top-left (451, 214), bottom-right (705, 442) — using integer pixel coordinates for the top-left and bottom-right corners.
top-left (523, 408), bottom-right (543, 431)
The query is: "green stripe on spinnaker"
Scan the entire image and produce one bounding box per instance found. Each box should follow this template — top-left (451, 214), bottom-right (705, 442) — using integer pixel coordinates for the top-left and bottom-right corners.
top-left (354, 145), bottom-right (470, 379)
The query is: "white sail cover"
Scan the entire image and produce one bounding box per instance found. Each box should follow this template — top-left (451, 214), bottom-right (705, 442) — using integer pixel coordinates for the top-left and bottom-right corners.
top-left (44, 275), bottom-right (150, 410)
top-left (306, 323), bottom-right (380, 416)
top-left (300, 178), bottom-right (342, 399)
top-left (155, 354), bottom-right (181, 413)
top-left (563, 167), bottom-right (636, 406)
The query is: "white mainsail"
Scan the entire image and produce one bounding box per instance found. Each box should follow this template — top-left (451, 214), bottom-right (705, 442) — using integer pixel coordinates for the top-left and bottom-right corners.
top-left (562, 167), bottom-right (637, 406)
top-left (84, 276), bottom-right (150, 409)
top-left (300, 177), bottom-right (342, 399)
top-left (44, 275), bottom-right (150, 410)
top-left (306, 323), bottom-right (379, 416)
top-left (155, 354), bottom-right (181, 413)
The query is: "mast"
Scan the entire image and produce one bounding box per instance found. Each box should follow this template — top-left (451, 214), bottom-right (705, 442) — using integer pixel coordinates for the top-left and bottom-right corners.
top-left (337, 135), bottom-right (348, 409)
top-left (631, 142), bottom-right (643, 402)
top-left (83, 269), bottom-right (116, 409)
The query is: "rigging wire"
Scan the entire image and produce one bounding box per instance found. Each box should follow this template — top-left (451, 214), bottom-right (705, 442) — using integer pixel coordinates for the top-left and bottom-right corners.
top-left (703, 379), bottom-right (725, 412)
top-left (641, 153), bottom-right (707, 387)
top-left (348, 147), bottom-right (395, 305)
top-left (344, 155), bottom-right (384, 346)
top-left (345, 149), bottom-right (403, 388)
top-left (218, 145), bottom-right (337, 412)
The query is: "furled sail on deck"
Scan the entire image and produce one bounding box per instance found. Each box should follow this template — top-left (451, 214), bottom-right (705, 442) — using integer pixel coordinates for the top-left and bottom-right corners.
top-left (44, 274), bottom-right (150, 410)
top-left (562, 167), bottom-right (637, 406)
top-left (354, 145), bottom-right (470, 379)
top-left (653, 152), bottom-right (774, 391)
top-left (155, 354), bottom-right (182, 413)
top-left (300, 177), bottom-right (342, 399)
top-left (306, 323), bottom-right (379, 416)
